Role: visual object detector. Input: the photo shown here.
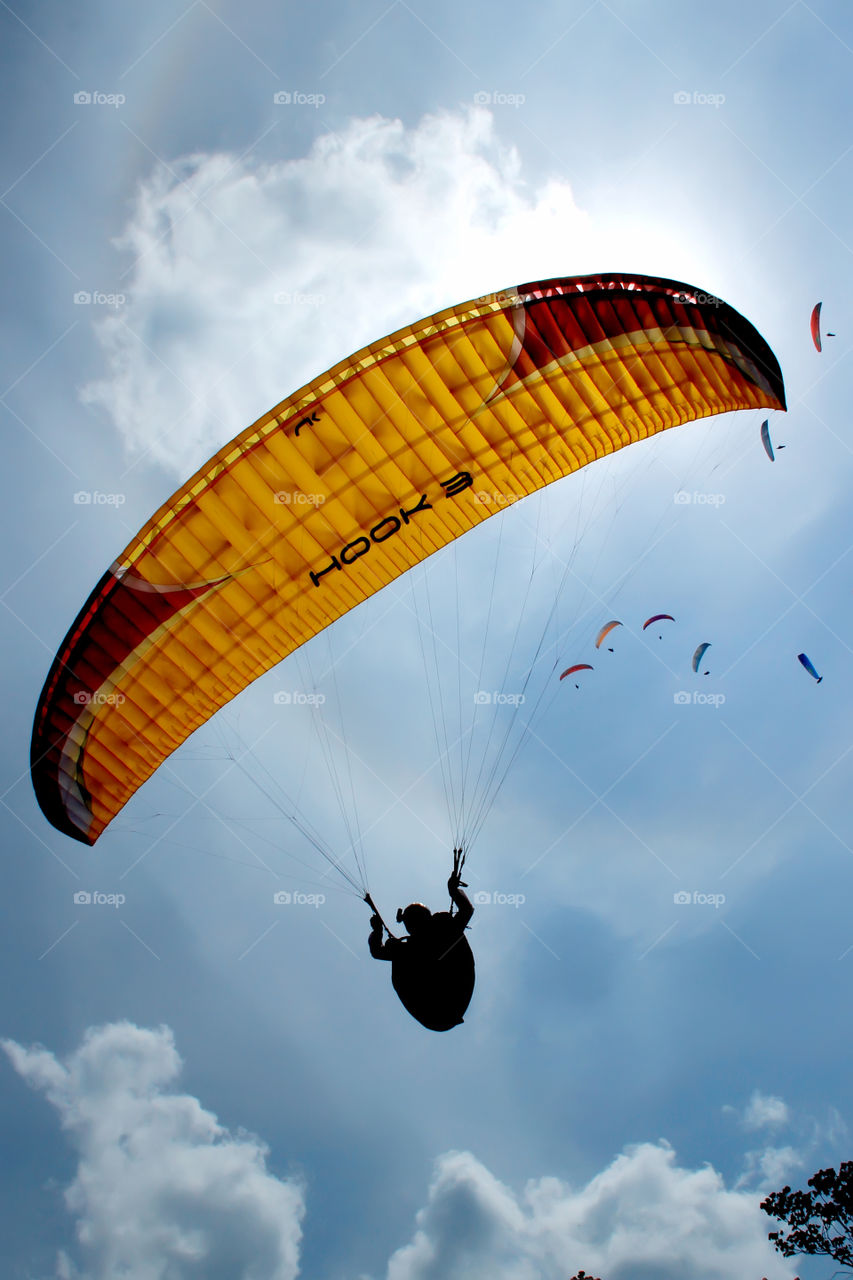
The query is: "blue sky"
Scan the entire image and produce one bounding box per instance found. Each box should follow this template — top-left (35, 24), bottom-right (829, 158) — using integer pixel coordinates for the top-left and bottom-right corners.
top-left (2, 2), bottom-right (852, 1277)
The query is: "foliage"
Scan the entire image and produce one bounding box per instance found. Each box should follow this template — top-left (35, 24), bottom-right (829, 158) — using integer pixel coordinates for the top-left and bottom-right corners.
top-left (761, 1161), bottom-right (853, 1269)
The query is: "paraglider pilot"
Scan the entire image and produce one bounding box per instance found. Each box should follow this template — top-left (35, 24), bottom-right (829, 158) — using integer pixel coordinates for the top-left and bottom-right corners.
top-left (367, 848), bottom-right (475, 1031)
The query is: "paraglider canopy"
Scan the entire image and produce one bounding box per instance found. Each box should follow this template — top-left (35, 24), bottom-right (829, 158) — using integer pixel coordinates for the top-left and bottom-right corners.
top-left (595, 620), bottom-right (623, 650)
top-left (30, 271), bottom-right (786, 847)
top-left (642, 613), bottom-right (675, 632)
top-left (560, 663), bottom-right (594, 684)
top-left (692, 642), bottom-right (711, 674)
top-left (760, 419), bottom-right (776, 461)
top-left (797, 653), bottom-right (822, 683)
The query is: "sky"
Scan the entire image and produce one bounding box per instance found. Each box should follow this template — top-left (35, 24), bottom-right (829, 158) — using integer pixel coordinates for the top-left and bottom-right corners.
top-left (1, 1), bottom-right (852, 1277)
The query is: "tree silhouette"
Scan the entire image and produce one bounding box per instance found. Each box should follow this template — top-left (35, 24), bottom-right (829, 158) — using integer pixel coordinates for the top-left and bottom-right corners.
top-left (570, 1272), bottom-right (602, 1280)
top-left (761, 1160), bottom-right (853, 1270)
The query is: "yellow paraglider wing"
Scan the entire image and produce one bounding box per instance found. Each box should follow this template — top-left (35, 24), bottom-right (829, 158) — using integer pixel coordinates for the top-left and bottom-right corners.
top-left (31, 272), bottom-right (785, 843)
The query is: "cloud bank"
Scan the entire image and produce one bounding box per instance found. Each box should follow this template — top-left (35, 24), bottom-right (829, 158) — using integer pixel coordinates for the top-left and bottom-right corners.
top-left (385, 1143), bottom-right (799, 1280)
top-left (81, 108), bottom-right (597, 477)
top-left (4, 1022), bottom-right (806, 1280)
top-left (3, 1022), bottom-right (304, 1280)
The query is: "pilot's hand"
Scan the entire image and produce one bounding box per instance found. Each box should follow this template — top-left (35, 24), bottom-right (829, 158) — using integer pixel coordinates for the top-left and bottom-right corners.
top-left (449, 847), bottom-right (467, 892)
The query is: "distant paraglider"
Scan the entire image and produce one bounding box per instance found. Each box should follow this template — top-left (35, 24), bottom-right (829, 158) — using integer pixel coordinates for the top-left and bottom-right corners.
top-left (760, 419), bottom-right (784, 461)
top-left (643, 613), bottom-right (675, 638)
top-left (560, 663), bottom-right (594, 689)
top-left (811, 302), bottom-right (835, 351)
top-left (595, 620), bottom-right (623, 652)
top-left (797, 653), bottom-right (823, 683)
top-left (692, 642), bottom-right (712, 675)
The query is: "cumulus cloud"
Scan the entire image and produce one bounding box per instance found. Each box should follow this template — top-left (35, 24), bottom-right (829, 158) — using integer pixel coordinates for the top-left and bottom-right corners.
top-left (3, 1022), bottom-right (304, 1280)
top-left (737, 1145), bottom-right (804, 1194)
top-left (385, 1143), bottom-right (798, 1280)
top-left (725, 1092), bottom-right (802, 1193)
top-left (742, 1091), bottom-right (791, 1132)
top-left (81, 108), bottom-right (603, 477)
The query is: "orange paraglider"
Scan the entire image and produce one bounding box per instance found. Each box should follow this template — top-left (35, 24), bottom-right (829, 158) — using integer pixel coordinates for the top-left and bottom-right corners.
top-left (31, 273), bottom-right (785, 844)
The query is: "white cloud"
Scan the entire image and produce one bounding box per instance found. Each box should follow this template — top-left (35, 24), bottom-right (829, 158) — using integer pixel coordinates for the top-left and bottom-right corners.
top-left (81, 108), bottom-right (604, 478)
top-left (732, 1090), bottom-right (802, 1193)
top-left (737, 1145), bottom-right (804, 1194)
top-left (385, 1143), bottom-right (798, 1280)
top-left (742, 1091), bottom-right (791, 1132)
top-left (3, 1022), bottom-right (304, 1280)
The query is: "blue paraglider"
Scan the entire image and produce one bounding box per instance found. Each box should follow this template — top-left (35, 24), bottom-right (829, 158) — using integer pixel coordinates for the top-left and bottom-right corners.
top-left (797, 653), bottom-right (822, 683)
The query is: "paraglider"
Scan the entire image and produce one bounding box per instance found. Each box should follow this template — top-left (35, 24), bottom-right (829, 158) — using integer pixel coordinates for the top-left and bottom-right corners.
top-left (31, 272), bottom-right (786, 851)
top-left (643, 613), bottom-right (675, 639)
top-left (560, 663), bottom-right (594, 689)
top-left (760, 418), bottom-right (784, 461)
top-left (692, 643), bottom-right (712, 675)
top-left (810, 302), bottom-right (834, 351)
top-left (595, 620), bottom-right (623, 652)
top-left (797, 653), bottom-right (822, 683)
top-left (368, 848), bottom-right (474, 1031)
